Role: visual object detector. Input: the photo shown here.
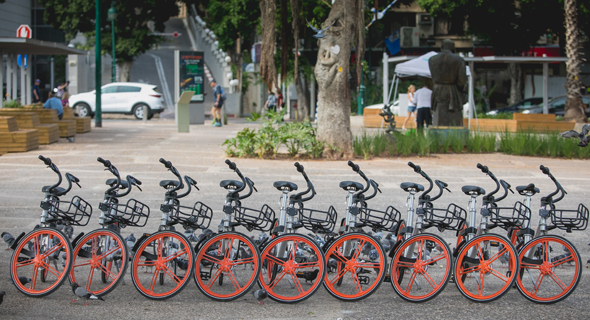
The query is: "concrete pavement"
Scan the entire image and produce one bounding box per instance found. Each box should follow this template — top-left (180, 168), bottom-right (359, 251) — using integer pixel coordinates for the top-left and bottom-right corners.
top-left (0, 117), bottom-right (589, 319)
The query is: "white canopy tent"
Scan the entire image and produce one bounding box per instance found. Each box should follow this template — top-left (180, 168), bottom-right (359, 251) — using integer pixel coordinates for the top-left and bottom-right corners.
top-left (383, 51), bottom-right (477, 128)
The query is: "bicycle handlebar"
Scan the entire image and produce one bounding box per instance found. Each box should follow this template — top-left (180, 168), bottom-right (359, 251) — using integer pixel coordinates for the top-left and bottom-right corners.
top-left (495, 179), bottom-right (514, 202)
top-left (291, 162), bottom-right (316, 202)
top-left (409, 162), bottom-right (437, 201)
top-left (478, 163), bottom-right (500, 202)
top-left (477, 163), bottom-right (489, 173)
top-left (224, 160), bottom-right (254, 200)
top-left (159, 158), bottom-right (172, 169)
top-left (348, 161), bottom-right (380, 201)
top-left (539, 165), bottom-right (566, 205)
top-left (39, 155), bottom-right (62, 194)
top-left (408, 161), bottom-right (421, 173)
top-left (160, 158), bottom-right (183, 194)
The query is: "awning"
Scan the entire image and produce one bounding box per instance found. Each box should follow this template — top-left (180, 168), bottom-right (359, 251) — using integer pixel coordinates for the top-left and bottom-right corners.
top-left (0, 37), bottom-right (86, 55)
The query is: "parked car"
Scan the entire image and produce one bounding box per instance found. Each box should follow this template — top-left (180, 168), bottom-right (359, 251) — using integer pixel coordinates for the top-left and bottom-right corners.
top-left (69, 83), bottom-right (165, 119)
top-left (486, 97), bottom-right (544, 116)
top-left (520, 95), bottom-right (590, 116)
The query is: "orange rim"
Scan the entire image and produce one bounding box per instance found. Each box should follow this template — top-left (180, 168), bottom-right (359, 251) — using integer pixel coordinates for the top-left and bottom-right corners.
top-left (11, 229), bottom-right (72, 296)
top-left (454, 234), bottom-right (518, 301)
top-left (69, 230), bottom-right (128, 296)
top-left (259, 234), bottom-right (325, 302)
top-left (516, 235), bottom-right (581, 303)
top-left (194, 232), bottom-right (259, 300)
top-left (390, 234), bottom-right (451, 301)
top-left (324, 233), bottom-right (385, 300)
top-left (132, 232), bottom-right (194, 299)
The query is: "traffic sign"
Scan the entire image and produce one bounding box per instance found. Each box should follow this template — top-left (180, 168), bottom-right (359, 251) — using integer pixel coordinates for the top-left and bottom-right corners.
top-left (17, 54), bottom-right (27, 68)
top-left (173, 32), bottom-right (179, 38)
top-left (16, 25), bottom-right (32, 38)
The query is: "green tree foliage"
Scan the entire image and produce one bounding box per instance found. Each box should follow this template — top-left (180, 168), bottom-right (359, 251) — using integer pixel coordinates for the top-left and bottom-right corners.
top-left (39, 0), bottom-right (179, 62)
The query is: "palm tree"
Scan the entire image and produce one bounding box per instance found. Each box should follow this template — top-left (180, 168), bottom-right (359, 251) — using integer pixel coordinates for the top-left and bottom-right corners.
top-left (563, 0), bottom-right (586, 122)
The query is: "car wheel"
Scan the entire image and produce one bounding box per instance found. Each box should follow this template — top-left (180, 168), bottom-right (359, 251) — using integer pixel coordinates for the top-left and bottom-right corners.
top-left (76, 103), bottom-right (92, 118)
top-left (133, 104), bottom-right (151, 120)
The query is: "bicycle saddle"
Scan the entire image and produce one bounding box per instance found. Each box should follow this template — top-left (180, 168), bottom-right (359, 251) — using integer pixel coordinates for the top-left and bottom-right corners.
top-left (41, 186), bottom-right (67, 195)
top-left (273, 181), bottom-right (298, 191)
top-left (339, 181), bottom-right (364, 191)
top-left (461, 185), bottom-right (485, 196)
top-left (159, 180), bottom-right (180, 189)
top-left (400, 182), bottom-right (424, 192)
top-left (516, 184), bottom-right (539, 195)
top-left (106, 179), bottom-right (129, 189)
top-left (220, 179), bottom-right (243, 190)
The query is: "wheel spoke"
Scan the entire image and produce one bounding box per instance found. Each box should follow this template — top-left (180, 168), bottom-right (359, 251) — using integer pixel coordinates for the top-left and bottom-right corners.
top-left (405, 269), bottom-right (419, 293)
top-left (477, 271), bottom-right (485, 296)
top-left (290, 240), bottom-right (299, 261)
top-left (96, 244), bottom-right (122, 261)
top-left (550, 255), bottom-right (574, 268)
top-left (225, 269), bottom-right (242, 291)
top-left (264, 254), bottom-right (286, 267)
top-left (547, 271), bottom-right (568, 291)
top-left (15, 258), bottom-right (35, 268)
top-left (352, 239), bottom-right (365, 261)
top-left (206, 268), bottom-right (223, 289)
top-left (148, 268), bottom-right (159, 292)
top-left (162, 265), bottom-right (181, 284)
top-left (328, 266), bottom-right (348, 286)
top-left (289, 272), bottom-right (304, 294)
top-left (137, 259), bottom-right (157, 267)
top-left (420, 269), bottom-right (438, 290)
top-left (458, 264), bottom-right (479, 275)
top-left (489, 268), bottom-right (509, 282)
top-left (40, 261), bottom-right (61, 278)
top-left (39, 243), bottom-right (63, 260)
top-left (225, 238), bottom-right (235, 259)
top-left (230, 257), bottom-right (255, 266)
top-left (487, 246), bottom-right (509, 264)
top-left (163, 248), bottom-right (187, 263)
top-left (86, 265), bottom-right (96, 290)
top-left (293, 261), bottom-right (320, 269)
top-left (201, 253), bottom-right (222, 265)
top-left (356, 262), bottom-right (382, 269)
top-left (351, 271), bottom-right (363, 294)
top-left (532, 273), bottom-right (545, 295)
top-left (422, 252), bottom-right (447, 266)
top-left (97, 262), bottom-right (117, 281)
top-left (269, 270), bottom-right (287, 290)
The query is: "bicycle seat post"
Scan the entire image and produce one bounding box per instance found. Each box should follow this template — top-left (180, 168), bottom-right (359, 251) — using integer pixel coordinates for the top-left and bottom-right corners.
top-left (278, 188), bottom-right (291, 234)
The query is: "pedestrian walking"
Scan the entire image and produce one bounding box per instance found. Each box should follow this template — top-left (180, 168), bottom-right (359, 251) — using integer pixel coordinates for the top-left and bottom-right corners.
top-left (402, 84), bottom-right (416, 130)
top-left (413, 84), bottom-right (432, 130)
top-left (210, 80), bottom-right (225, 127)
top-left (264, 90), bottom-right (277, 112)
top-left (32, 79), bottom-right (41, 103)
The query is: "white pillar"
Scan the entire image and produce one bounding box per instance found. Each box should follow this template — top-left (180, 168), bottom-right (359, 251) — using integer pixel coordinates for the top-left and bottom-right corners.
top-left (542, 62), bottom-right (548, 114)
top-left (12, 55), bottom-right (17, 100)
top-left (26, 61), bottom-right (32, 105)
top-left (20, 59), bottom-right (26, 105)
top-left (468, 61), bottom-right (475, 129)
top-left (6, 54), bottom-right (12, 100)
top-left (382, 52), bottom-right (388, 106)
top-left (310, 75), bottom-right (316, 120)
top-left (0, 51), bottom-right (3, 103)
top-left (174, 50), bottom-right (179, 126)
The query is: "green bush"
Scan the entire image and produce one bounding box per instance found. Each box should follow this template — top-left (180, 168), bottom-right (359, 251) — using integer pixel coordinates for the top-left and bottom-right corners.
top-left (2, 100), bottom-right (22, 108)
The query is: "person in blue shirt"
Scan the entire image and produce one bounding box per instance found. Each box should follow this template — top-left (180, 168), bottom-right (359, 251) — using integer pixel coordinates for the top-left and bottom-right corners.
top-left (43, 90), bottom-right (64, 120)
top-left (209, 80), bottom-right (224, 127)
top-left (32, 79), bottom-right (41, 103)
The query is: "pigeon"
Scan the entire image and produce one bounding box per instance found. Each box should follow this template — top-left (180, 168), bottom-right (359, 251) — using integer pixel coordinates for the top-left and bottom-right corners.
top-left (18, 277), bottom-right (31, 286)
top-left (71, 282), bottom-right (104, 305)
top-left (183, 229), bottom-right (199, 242)
top-left (366, 0), bottom-right (399, 28)
top-left (0, 291), bottom-right (4, 305)
top-left (560, 124), bottom-right (590, 147)
top-left (252, 289), bottom-right (268, 305)
top-left (369, 248), bottom-right (379, 261)
top-left (2, 232), bottom-right (15, 250)
top-left (124, 234), bottom-right (136, 252)
top-left (175, 258), bottom-right (189, 270)
top-left (306, 20), bottom-right (335, 39)
top-left (64, 224), bottom-right (74, 239)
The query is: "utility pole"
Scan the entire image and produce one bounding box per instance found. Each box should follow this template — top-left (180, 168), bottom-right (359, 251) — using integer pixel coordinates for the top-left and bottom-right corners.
top-left (95, 0), bottom-right (102, 127)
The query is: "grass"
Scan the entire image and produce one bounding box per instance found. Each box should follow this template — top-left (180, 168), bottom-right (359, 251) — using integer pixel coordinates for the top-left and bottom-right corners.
top-left (352, 129), bottom-right (590, 159)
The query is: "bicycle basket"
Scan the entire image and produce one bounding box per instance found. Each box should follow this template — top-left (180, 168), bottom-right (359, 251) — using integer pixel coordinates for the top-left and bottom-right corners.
top-left (106, 198), bottom-right (150, 227)
top-left (488, 201), bottom-right (530, 230)
top-left (549, 203), bottom-right (589, 232)
top-left (46, 196), bottom-right (92, 226)
top-left (423, 203), bottom-right (466, 232)
top-left (299, 205), bottom-right (337, 234)
top-left (171, 201), bottom-right (213, 230)
top-left (359, 205), bottom-right (400, 232)
top-left (233, 204), bottom-right (275, 232)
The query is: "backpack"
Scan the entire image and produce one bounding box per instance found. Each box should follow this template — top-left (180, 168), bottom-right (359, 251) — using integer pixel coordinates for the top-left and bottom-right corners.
top-left (217, 85), bottom-right (227, 101)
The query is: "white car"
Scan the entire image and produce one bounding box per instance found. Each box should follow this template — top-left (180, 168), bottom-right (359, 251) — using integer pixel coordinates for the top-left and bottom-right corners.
top-left (70, 82), bottom-right (165, 119)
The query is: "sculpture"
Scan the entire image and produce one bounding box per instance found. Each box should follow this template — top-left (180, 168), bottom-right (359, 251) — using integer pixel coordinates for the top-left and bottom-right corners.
top-left (428, 39), bottom-right (467, 126)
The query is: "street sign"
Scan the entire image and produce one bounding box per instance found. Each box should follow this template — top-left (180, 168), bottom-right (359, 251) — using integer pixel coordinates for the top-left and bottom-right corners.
top-left (16, 25), bottom-right (32, 38)
top-left (150, 32), bottom-right (182, 37)
top-left (17, 54), bottom-right (27, 68)
top-left (178, 51), bottom-right (205, 102)
top-left (173, 32), bottom-right (179, 38)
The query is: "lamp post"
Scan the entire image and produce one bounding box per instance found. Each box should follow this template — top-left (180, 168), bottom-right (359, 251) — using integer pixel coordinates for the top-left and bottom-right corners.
top-left (95, 0), bottom-right (102, 127)
top-left (107, 3), bottom-right (117, 83)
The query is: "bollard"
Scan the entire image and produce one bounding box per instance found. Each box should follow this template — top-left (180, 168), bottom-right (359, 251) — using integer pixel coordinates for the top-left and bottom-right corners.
top-left (143, 105), bottom-right (148, 124)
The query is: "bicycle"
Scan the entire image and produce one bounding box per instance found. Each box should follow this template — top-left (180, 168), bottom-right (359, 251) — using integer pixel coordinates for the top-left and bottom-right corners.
top-left (10, 155), bottom-right (92, 297)
top-left (257, 162), bottom-right (328, 303)
top-left (313, 161), bottom-right (398, 301)
top-left (131, 158), bottom-right (211, 300)
top-left (453, 163), bottom-right (520, 302)
top-left (193, 160), bottom-right (270, 301)
top-left (513, 165), bottom-right (587, 303)
top-left (388, 162), bottom-right (457, 302)
top-left (69, 157), bottom-right (147, 296)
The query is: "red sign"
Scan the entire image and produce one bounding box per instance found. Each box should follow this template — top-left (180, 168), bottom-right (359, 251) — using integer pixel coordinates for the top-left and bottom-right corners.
top-left (173, 32), bottom-right (179, 38)
top-left (16, 25), bottom-right (32, 39)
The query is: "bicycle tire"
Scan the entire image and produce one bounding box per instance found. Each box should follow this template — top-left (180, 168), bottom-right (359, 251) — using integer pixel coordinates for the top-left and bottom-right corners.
top-left (258, 234), bottom-right (326, 303)
top-left (69, 229), bottom-right (128, 296)
top-left (323, 232), bottom-right (387, 301)
top-left (390, 233), bottom-right (452, 302)
top-left (516, 235), bottom-right (582, 304)
top-left (131, 231), bottom-right (194, 300)
top-left (454, 234), bottom-right (518, 302)
top-left (10, 228), bottom-right (73, 297)
top-left (194, 231), bottom-right (260, 301)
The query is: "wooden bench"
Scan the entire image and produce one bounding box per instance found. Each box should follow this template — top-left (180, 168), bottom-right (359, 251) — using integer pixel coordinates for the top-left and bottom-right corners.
top-left (0, 116), bottom-right (39, 152)
top-left (62, 107), bottom-right (91, 133)
top-left (0, 111), bottom-right (59, 144)
top-left (1, 108), bottom-right (76, 138)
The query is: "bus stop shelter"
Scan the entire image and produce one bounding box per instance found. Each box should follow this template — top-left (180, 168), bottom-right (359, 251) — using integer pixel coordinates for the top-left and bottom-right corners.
top-left (1, 37), bottom-right (86, 105)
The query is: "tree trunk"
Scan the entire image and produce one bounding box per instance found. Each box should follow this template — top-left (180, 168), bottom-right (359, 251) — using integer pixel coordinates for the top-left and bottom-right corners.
top-left (295, 72), bottom-right (309, 120)
top-left (118, 61), bottom-right (133, 82)
top-left (260, 0), bottom-right (277, 91)
top-left (563, 0), bottom-right (586, 122)
top-left (508, 63), bottom-right (522, 105)
top-left (315, 0), bottom-right (358, 158)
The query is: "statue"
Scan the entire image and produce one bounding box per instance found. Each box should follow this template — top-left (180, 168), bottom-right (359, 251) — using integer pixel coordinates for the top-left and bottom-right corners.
top-left (379, 104), bottom-right (396, 134)
top-left (428, 39), bottom-right (467, 126)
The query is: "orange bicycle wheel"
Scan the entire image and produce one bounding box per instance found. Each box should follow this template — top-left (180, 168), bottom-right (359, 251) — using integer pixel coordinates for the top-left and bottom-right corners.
top-left (10, 228), bottom-right (73, 297)
top-left (69, 229), bottom-right (128, 296)
top-left (454, 234), bottom-right (518, 302)
top-left (194, 232), bottom-right (260, 301)
top-left (258, 234), bottom-right (325, 303)
top-left (516, 235), bottom-right (581, 304)
top-left (131, 231), bottom-right (194, 300)
top-left (323, 232), bottom-right (386, 301)
top-left (390, 233), bottom-right (451, 302)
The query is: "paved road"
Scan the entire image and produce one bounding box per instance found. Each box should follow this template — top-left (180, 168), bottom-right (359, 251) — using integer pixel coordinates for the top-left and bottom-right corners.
top-left (0, 119), bottom-right (589, 319)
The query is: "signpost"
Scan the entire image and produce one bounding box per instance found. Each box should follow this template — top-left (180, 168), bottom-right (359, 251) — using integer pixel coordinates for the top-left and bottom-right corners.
top-left (177, 91), bottom-right (194, 133)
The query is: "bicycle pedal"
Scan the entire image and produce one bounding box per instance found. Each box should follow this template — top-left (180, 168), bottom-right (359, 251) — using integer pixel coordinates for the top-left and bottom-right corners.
top-left (358, 275), bottom-right (370, 285)
top-left (383, 274), bottom-right (391, 282)
top-left (489, 241), bottom-right (500, 247)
